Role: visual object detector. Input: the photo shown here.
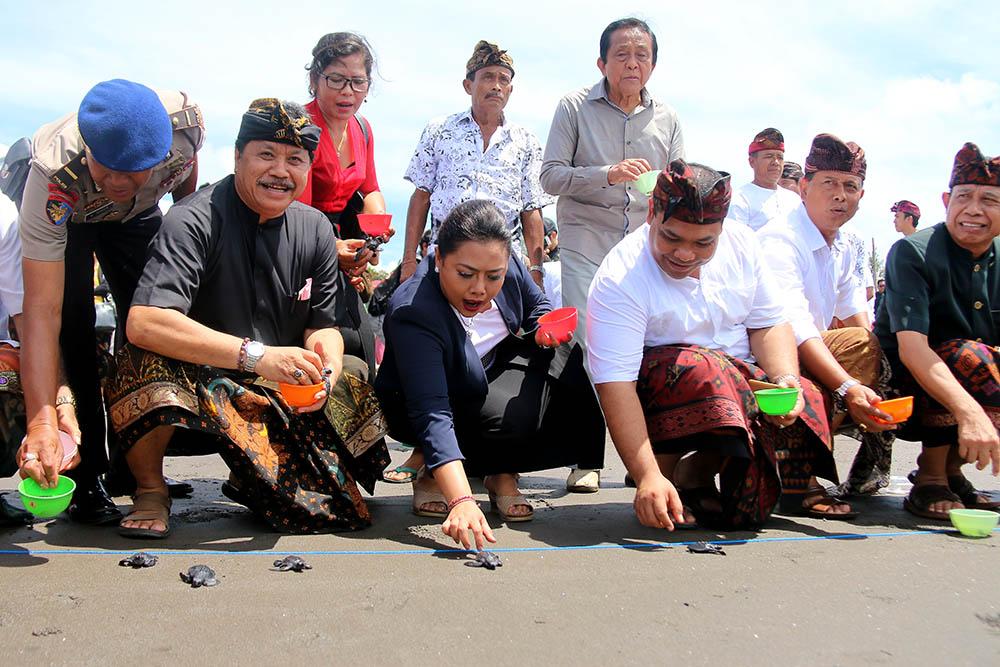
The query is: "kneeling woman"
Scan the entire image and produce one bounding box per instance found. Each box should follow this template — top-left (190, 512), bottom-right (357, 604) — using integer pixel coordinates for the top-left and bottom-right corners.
top-left (376, 201), bottom-right (605, 548)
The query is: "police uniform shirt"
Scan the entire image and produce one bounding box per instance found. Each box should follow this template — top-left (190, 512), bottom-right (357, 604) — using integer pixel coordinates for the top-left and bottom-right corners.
top-left (18, 90), bottom-right (204, 262)
top-left (132, 175), bottom-right (344, 347)
top-left (875, 222), bottom-right (1000, 360)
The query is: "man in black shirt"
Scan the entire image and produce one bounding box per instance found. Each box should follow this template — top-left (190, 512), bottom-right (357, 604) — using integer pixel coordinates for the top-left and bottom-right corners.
top-left (876, 142), bottom-right (1000, 520)
top-left (110, 99), bottom-right (388, 537)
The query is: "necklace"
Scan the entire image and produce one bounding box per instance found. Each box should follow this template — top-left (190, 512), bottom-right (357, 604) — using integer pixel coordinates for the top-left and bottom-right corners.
top-left (451, 306), bottom-right (475, 337)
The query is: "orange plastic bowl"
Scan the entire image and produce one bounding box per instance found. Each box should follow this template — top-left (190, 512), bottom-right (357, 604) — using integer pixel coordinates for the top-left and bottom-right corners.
top-left (875, 396), bottom-right (913, 424)
top-left (357, 213), bottom-right (392, 237)
top-left (278, 382), bottom-right (326, 408)
top-left (537, 307), bottom-right (578, 343)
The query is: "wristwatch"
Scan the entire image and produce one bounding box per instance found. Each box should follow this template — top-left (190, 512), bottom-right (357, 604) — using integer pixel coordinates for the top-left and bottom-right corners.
top-left (528, 264), bottom-right (545, 275)
top-left (833, 378), bottom-right (859, 409)
top-left (241, 340), bottom-right (266, 373)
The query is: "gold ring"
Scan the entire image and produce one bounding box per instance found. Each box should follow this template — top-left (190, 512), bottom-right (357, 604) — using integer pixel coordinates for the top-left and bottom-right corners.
top-left (859, 423), bottom-right (869, 432)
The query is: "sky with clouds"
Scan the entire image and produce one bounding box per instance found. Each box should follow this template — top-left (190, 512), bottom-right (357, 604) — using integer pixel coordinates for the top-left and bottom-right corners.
top-left (2, 0), bottom-right (998, 269)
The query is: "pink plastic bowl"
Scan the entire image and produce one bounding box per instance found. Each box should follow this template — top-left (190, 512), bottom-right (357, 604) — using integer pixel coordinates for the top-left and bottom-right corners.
top-left (537, 307), bottom-right (578, 343)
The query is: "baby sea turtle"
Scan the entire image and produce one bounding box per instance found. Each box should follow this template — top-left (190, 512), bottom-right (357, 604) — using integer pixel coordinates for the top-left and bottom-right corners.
top-left (464, 550), bottom-right (503, 570)
top-left (179, 564), bottom-right (219, 587)
top-left (273, 555), bottom-right (312, 572)
top-left (687, 542), bottom-right (726, 556)
top-left (118, 552), bottom-right (158, 569)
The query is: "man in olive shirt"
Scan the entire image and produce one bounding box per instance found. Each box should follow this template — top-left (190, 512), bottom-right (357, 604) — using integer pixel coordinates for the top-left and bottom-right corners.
top-left (876, 142), bottom-right (1000, 520)
top-left (16, 80), bottom-right (203, 524)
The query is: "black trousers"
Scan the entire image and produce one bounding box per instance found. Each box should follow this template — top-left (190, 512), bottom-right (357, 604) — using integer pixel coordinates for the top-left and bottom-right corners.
top-left (60, 207), bottom-right (162, 481)
top-left (384, 338), bottom-right (606, 476)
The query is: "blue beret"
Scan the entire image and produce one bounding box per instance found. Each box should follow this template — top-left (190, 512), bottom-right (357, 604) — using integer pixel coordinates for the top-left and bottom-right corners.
top-left (78, 79), bottom-right (172, 172)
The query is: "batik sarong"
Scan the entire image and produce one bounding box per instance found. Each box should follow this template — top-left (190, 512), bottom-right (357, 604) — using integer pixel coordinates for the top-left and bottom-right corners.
top-left (637, 344), bottom-right (832, 529)
top-left (107, 345), bottom-right (390, 533)
top-left (889, 338), bottom-right (1000, 447)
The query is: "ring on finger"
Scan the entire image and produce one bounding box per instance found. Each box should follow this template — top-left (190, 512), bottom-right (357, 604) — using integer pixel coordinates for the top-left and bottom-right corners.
top-left (292, 368), bottom-right (304, 379)
top-left (859, 422), bottom-right (869, 432)
top-left (22, 452), bottom-right (38, 462)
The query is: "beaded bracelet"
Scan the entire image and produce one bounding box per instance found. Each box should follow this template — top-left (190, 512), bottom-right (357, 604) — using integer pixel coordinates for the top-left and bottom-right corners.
top-left (447, 495), bottom-right (476, 511)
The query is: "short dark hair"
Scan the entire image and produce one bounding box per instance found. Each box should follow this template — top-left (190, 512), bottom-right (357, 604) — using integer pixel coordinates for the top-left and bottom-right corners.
top-left (437, 200), bottom-right (512, 258)
top-left (905, 212), bottom-right (920, 227)
top-left (234, 100), bottom-right (315, 162)
top-left (307, 32), bottom-right (377, 97)
top-left (599, 18), bottom-right (658, 65)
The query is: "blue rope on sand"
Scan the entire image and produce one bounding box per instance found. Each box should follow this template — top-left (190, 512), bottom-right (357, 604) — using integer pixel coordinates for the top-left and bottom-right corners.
top-left (1, 526), bottom-right (996, 557)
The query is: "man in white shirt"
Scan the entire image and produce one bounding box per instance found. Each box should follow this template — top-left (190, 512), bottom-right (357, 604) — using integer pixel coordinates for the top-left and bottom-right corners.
top-left (728, 128), bottom-right (802, 231)
top-left (759, 134), bottom-right (896, 517)
top-left (588, 160), bottom-right (831, 530)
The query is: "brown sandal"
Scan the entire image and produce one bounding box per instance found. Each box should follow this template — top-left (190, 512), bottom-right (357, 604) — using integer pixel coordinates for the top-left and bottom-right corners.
top-left (904, 484), bottom-right (962, 521)
top-left (781, 488), bottom-right (859, 520)
top-left (118, 490), bottom-right (172, 539)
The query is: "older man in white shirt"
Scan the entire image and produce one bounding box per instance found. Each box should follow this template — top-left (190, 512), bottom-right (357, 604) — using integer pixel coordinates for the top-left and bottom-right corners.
top-left (588, 160), bottom-right (831, 530)
top-left (728, 128), bottom-right (802, 232)
top-left (759, 134), bottom-right (895, 516)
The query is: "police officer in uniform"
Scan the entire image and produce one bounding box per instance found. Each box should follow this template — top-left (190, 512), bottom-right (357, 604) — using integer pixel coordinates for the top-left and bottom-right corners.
top-left (16, 79), bottom-right (204, 524)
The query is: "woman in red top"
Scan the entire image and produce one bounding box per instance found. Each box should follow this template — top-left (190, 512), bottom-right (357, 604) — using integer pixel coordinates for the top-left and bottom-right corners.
top-left (300, 32), bottom-right (392, 376)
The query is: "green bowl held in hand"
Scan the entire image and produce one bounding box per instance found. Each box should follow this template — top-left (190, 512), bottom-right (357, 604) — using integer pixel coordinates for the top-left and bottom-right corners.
top-left (634, 170), bottom-right (660, 196)
top-left (949, 508), bottom-right (998, 538)
top-left (754, 388), bottom-right (800, 416)
top-left (17, 476), bottom-right (76, 518)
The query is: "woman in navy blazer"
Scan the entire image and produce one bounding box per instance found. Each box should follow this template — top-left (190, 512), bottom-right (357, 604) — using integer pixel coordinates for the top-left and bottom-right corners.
top-left (375, 201), bottom-right (605, 549)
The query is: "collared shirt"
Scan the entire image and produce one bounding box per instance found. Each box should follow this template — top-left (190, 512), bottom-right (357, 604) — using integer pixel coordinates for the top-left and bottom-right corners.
top-left (875, 223), bottom-right (1000, 357)
top-left (540, 79), bottom-right (684, 265)
top-left (19, 90), bottom-right (204, 262)
top-left (404, 109), bottom-right (552, 247)
top-left (758, 204), bottom-right (868, 345)
top-left (587, 222), bottom-right (785, 384)
top-left (132, 175), bottom-right (343, 346)
top-left (728, 182), bottom-right (802, 231)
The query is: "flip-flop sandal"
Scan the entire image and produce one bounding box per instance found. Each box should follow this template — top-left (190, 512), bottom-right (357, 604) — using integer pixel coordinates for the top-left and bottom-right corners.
top-left (488, 491), bottom-right (534, 523)
top-left (382, 465), bottom-right (421, 484)
top-left (411, 485), bottom-right (449, 519)
top-left (780, 490), bottom-right (859, 520)
top-left (948, 475), bottom-right (1000, 511)
top-left (118, 490), bottom-right (171, 539)
top-left (904, 484), bottom-right (962, 521)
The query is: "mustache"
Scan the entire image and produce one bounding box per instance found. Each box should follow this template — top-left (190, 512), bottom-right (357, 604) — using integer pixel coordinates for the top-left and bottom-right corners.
top-left (257, 178), bottom-right (294, 190)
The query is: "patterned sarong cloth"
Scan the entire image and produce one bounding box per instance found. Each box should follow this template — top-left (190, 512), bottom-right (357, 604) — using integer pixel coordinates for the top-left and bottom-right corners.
top-left (107, 345), bottom-right (390, 533)
top-left (890, 338), bottom-right (1000, 446)
top-left (636, 345), bottom-right (832, 529)
top-left (0, 346), bottom-right (24, 478)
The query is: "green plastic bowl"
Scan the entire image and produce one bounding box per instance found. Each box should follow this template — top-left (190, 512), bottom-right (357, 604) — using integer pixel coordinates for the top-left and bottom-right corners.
top-left (17, 476), bottom-right (76, 518)
top-left (634, 170), bottom-right (660, 195)
top-left (754, 388), bottom-right (800, 416)
top-left (949, 508), bottom-right (998, 538)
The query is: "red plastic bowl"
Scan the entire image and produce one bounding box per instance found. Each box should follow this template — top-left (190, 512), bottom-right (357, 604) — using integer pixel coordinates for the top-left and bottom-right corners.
top-left (357, 213), bottom-right (392, 237)
top-left (537, 307), bottom-right (578, 343)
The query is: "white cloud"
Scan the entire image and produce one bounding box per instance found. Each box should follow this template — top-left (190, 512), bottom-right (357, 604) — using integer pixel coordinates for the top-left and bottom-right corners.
top-left (1, 0), bottom-right (998, 267)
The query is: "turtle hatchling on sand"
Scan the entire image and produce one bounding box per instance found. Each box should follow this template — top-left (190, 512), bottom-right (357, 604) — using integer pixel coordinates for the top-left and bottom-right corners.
top-left (464, 550), bottom-right (503, 570)
top-left (179, 564), bottom-right (219, 587)
top-left (118, 552), bottom-right (158, 569)
top-left (687, 542), bottom-right (726, 556)
top-left (273, 555), bottom-right (312, 572)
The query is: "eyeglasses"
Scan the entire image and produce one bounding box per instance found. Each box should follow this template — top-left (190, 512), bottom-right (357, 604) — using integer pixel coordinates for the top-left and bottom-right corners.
top-left (319, 73), bottom-right (371, 93)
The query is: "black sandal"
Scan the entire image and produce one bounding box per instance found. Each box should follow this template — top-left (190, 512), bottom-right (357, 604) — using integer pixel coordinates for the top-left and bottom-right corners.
top-left (780, 488), bottom-right (859, 520)
top-left (947, 475), bottom-right (1000, 511)
top-left (904, 484), bottom-right (962, 521)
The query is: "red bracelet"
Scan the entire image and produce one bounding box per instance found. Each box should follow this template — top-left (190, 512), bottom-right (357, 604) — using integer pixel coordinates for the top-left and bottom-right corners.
top-left (447, 495), bottom-right (476, 511)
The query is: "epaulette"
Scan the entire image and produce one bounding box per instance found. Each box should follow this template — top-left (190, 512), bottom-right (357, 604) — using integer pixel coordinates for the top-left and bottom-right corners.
top-left (49, 152), bottom-right (87, 192)
top-left (169, 105), bottom-right (203, 132)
